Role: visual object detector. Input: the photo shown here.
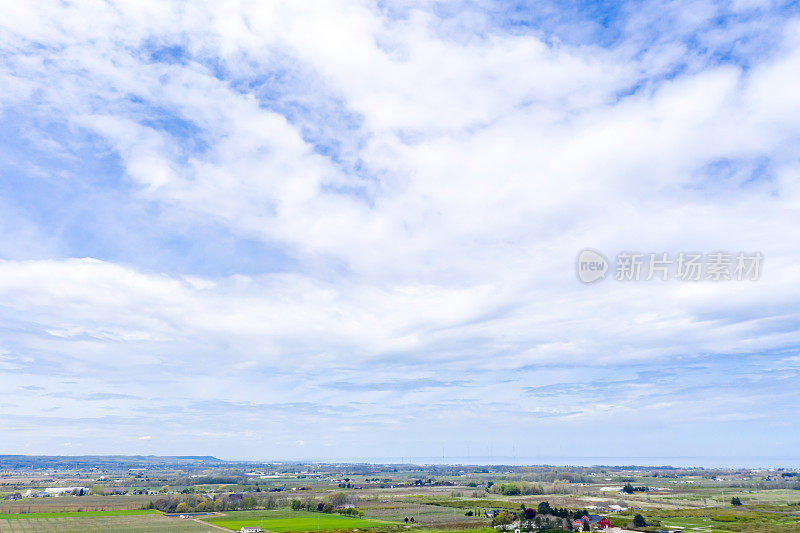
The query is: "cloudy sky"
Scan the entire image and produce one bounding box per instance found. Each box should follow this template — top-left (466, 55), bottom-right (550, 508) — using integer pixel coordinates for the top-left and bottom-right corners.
top-left (1, 0), bottom-right (799, 463)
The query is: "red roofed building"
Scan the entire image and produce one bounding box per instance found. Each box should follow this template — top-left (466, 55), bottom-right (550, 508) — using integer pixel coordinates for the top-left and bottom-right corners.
top-left (573, 515), bottom-right (612, 529)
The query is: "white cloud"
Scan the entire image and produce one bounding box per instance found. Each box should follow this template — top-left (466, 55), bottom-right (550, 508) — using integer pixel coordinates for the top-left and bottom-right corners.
top-left (0, 0), bottom-right (799, 458)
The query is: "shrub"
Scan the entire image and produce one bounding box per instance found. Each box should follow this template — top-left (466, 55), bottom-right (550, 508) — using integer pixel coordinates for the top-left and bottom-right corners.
top-left (491, 510), bottom-right (513, 526)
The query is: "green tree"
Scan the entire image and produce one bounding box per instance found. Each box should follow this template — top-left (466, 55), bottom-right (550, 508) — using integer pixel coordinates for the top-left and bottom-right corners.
top-left (633, 514), bottom-right (647, 527)
top-left (582, 520), bottom-right (590, 532)
top-left (328, 492), bottom-right (348, 507)
top-left (537, 501), bottom-right (552, 515)
top-left (323, 503), bottom-right (334, 513)
top-left (492, 510), bottom-right (513, 527)
top-left (90, 484), bottom-right (104, 495)
top-left (622, 482), bottom-right (635, 494)
top-left (176, 502), bottom-right (190, 513)
top-left (499, 483), bottom-right (521, 495)
top-left (242, 497), bottom-right (258, 509)
top-left (291, 499), bottom-right (303, 510)
top-left (731, 496), bottom-right (743, 506)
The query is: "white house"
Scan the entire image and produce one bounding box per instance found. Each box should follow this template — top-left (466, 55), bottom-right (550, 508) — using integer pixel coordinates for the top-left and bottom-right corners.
top-left (45, 487), bottom-right (90, 496)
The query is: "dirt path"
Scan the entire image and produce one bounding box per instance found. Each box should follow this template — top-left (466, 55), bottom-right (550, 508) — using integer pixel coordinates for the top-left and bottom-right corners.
top-left (190, 516), bottom-right (234, 532)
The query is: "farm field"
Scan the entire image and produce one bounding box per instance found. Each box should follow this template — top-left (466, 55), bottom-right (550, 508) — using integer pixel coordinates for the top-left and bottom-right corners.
top-left (361, 500), bottom-right (489, 528)
top-left (0, 513), bottom-right (212, 532)
top-left (202, 509), bottom-right (395, 532)
top-left (609, 510), bottom-right (800, 533)
top-left (0, 508), bottom-right (159, 519)
top-left (0, 494), bottom-right (155, 513)
top-left (608, 514), bottom-right (731, 533)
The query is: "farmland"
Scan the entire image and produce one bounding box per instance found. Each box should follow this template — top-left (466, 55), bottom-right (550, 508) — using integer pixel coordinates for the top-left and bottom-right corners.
top-left (0, 494), bottom-right (157, 514)
top-left (0, 457), bottom-right (799, 533)
top-left (0, 508), bottom-right (160, 519)
top-left (201, 509), bottom-right (393, 531)
top-left (0, 513), bottom-right (211, 532)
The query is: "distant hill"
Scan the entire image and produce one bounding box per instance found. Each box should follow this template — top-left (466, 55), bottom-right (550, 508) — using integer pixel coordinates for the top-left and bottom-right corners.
top-left (0, 455), bottom-right (224, 469)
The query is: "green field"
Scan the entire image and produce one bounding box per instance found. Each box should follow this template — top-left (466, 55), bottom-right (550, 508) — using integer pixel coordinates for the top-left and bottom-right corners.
top-left (202, 509), bottom-right (394, 532)
top-left (0, 508), bottom-right (160, 519)
top-left (0, 513), bottom-right (211, 532)
top-left (610, 510), bottom-right (800, 533)
top-left (638, 515), bottom-right (731, 533)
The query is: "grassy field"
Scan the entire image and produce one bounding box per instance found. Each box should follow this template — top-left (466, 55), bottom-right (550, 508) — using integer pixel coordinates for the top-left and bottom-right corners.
top-left (0, 508), bottom-right (159, 519)
top-left (202, 509), bottom-right (394, 532)
top-left (608, 514), bottom-right (732, 533)
top-left (608, 509), bottom-right (800, 533)
top-left (0, 513), bottom-right (212, 532)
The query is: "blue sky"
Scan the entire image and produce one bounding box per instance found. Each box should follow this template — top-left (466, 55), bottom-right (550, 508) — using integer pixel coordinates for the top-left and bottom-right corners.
top-left (1, 0), bottom-right (800, 463)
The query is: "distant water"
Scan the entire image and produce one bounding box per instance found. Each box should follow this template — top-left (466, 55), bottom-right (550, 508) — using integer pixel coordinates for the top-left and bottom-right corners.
top-left (318, 456), bottom-right (800, 469)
